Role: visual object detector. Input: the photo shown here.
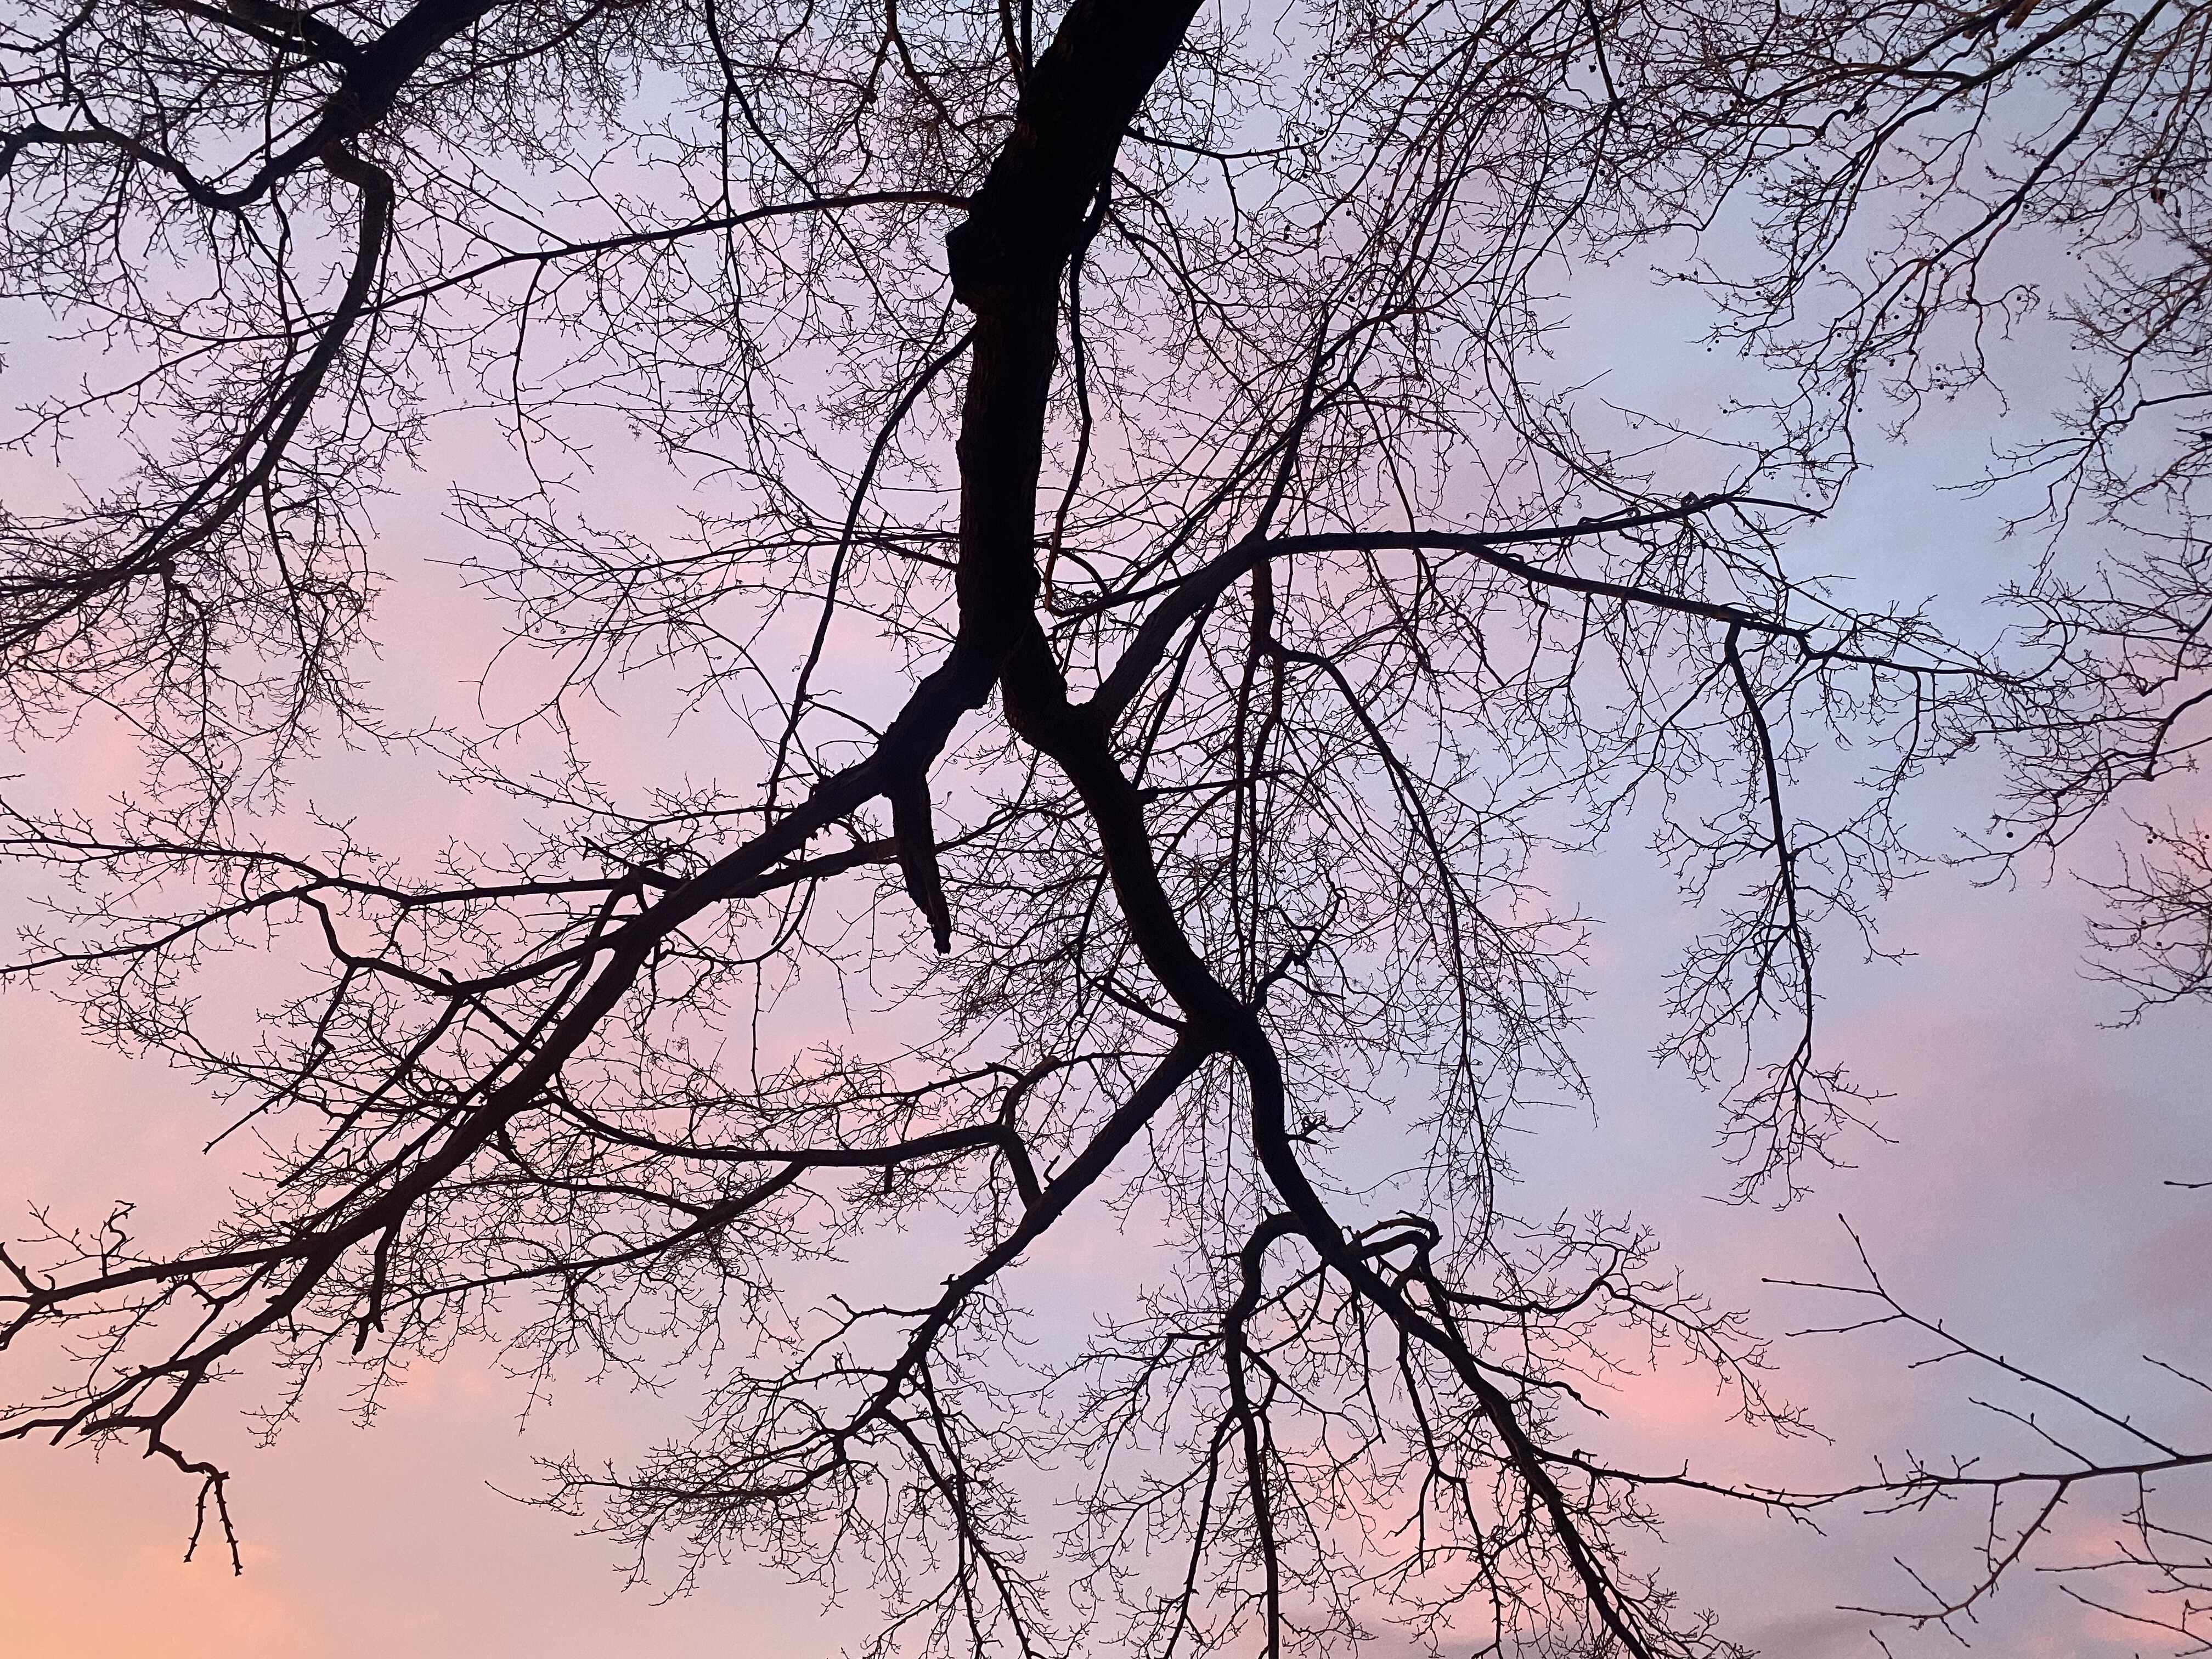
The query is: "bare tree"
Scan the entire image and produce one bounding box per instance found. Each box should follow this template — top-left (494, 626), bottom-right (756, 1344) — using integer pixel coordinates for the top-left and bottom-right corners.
top-left (1, 0), bottom-right (2208, 1654)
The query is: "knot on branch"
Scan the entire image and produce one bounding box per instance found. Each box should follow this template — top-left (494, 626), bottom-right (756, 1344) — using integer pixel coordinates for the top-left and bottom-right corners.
top-left (889, 767), bottom-right (953, 953)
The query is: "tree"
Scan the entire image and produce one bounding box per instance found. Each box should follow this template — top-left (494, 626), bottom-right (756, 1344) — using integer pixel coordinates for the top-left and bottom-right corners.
top-left (0, 0), bottom-right (2208, 1653)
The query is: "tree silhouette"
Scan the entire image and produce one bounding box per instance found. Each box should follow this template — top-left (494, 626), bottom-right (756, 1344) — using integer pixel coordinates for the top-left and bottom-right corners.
top-left (2, 0), bottom-right (2209, 1653)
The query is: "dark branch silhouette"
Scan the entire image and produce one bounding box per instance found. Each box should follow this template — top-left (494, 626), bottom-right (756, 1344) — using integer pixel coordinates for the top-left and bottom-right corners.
top-left (2, 0), bottom-right (2210, 1653)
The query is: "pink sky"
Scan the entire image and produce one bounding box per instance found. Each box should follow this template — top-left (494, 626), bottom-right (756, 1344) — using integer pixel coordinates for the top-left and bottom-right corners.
top-left (3, 654), bottom-right (2205, 1656)
top-left (2, 112), bottom-right (2208, 1659)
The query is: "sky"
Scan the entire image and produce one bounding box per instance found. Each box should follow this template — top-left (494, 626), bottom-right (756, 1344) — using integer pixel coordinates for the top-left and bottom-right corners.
top-left (2, 46), bottom-right (2210, 1659)
top-left (0, 464), bottom-right (2204, 1659)
top-left (5, 753), bottom-right (2207, 1659)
